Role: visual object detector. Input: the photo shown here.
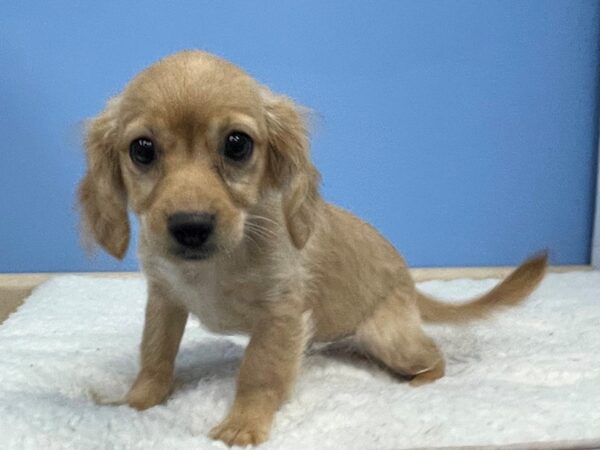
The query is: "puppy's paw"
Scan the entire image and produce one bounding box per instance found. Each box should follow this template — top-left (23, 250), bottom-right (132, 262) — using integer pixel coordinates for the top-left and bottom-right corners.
top-left (126, 373), bottom-right (172, 410)
top-left (408, 360), bottom-right (445, 387)
top-left (209, 414), bottom-right (270, 447)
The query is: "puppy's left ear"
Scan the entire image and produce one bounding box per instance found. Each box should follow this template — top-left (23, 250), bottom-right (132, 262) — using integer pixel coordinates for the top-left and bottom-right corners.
top-left (263, 90), bottom-right (321, 249)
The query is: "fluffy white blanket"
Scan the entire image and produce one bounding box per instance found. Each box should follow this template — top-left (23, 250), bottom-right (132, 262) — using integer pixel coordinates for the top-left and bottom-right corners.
top-left (0, 273), bottom-right (599, 449)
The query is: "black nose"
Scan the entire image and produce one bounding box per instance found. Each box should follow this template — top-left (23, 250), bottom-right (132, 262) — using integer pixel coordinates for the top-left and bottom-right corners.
top-left (168, 212), bottom-right (215, 249)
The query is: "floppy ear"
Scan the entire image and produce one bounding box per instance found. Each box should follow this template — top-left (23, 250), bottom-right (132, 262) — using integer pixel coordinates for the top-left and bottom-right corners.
top-left (78, 97), bottom-right (130, 259)
top-left (263, 91), bottom-right (321, 249)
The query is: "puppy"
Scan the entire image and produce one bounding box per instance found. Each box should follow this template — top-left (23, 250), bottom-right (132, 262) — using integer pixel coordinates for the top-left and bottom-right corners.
top-left (78, 51), bottom-right (547, 446)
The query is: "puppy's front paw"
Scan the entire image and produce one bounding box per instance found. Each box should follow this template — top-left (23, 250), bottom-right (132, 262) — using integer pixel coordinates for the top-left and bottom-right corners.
top-left (209, 413), bottom-right (270, 447)
top-left (126, 372), bottom-right (172, 410)
top-left (408, 360), bottom-right (445, 387)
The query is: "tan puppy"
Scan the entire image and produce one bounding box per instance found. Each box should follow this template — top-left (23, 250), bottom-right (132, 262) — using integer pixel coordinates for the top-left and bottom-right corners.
top-left (78, 51), bottom-right (547, 446)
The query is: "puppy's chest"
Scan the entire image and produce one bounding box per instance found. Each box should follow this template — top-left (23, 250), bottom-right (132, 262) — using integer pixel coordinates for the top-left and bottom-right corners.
top-left (160, 264), bottom-right (267, 334)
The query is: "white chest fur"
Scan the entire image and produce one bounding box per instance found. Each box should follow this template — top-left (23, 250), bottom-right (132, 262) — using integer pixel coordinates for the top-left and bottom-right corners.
top-left (142, 254), bottom-right (266, 334)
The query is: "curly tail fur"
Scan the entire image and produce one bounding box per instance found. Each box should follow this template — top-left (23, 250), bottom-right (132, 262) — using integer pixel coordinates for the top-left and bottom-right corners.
top-left (417, 252), bottom-right (548, 324)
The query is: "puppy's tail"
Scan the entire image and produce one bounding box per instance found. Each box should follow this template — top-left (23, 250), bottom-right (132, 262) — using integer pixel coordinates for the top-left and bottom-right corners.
top-left (416, 252), bottom-right (548, 324)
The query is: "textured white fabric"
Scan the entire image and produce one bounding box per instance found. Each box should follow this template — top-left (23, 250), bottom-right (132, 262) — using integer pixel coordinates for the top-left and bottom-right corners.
top-left (0, 272), bottom-right (598, 450)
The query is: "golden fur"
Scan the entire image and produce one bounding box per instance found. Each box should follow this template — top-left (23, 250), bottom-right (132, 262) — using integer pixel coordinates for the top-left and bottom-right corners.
top-left (78, 51), bottom-right (547, 446)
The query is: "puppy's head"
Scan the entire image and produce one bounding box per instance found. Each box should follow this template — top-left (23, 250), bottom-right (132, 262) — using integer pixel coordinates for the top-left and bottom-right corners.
top-left (78, 51), bottom-right (320, 262)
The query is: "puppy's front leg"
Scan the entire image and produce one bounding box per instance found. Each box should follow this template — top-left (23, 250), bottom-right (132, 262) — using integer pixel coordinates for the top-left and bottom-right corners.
top-left (127, 283), bottom-right (188, 410)
top-left (210, 305), bottom-right (308, 446)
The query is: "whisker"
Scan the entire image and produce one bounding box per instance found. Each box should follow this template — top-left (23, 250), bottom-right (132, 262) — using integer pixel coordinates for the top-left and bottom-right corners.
top-left (247, 214), bottom-right (281, 228)
top-left (245, 227), bottom-right (271, 242)
top-left (245, 222), bottom-right (278, 238)
top-left (245, 229), bottom-right (276, 242)
top-left (243, 229), bottom-right (262, 251)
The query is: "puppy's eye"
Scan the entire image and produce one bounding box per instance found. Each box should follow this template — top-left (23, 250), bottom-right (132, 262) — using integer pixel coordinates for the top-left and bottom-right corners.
top-left (222, 132), bottom-right (253, 162)
top-left (129, 137), bottom-right (156, 166)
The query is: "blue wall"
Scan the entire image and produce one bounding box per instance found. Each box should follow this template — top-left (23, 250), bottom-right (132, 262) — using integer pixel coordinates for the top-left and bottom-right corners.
top-left (1, 1), bottom-right (598, 272)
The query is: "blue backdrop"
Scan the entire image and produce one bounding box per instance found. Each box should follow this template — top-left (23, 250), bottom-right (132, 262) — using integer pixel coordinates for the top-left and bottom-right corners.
top-left (1, 1), bottom-right (599, 272)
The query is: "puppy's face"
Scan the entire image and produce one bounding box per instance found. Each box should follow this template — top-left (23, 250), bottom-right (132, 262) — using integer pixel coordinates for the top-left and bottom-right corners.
top-left (119, 55), bottom-right (269, 261)
top-left (79, 51), bottom-right (320, 262)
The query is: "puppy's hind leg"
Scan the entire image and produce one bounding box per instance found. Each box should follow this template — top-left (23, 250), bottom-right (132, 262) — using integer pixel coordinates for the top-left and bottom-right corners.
top-left (355, 288), bottom-right (445, 386)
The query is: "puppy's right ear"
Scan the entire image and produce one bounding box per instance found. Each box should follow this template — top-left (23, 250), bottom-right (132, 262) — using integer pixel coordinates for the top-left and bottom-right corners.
top-left (78, 97), bottom-right (130, 259)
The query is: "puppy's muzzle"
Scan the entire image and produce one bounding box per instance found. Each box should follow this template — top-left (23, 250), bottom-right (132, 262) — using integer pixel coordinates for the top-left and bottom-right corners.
top-left (168, 212), bottom-right (216, 259)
